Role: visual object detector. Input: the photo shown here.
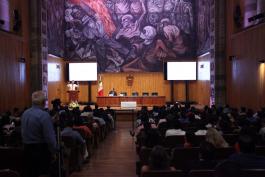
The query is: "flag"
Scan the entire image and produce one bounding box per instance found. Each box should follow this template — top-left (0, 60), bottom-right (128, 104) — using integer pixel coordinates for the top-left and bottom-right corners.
top-left (98, 74), bottom-right (103, 96)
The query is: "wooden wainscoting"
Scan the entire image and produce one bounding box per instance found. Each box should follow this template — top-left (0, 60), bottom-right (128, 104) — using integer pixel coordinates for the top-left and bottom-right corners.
top-left (0, 0), bottom-right (30, 113)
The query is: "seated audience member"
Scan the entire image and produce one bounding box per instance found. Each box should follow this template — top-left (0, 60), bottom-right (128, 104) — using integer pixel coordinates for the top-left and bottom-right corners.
top-left (61, 117), bottom-right (86, 145)
top-left (259, 120), bottom-right (265, 143)
top-left (214, 160), bottom-right (241, 177)
top-left (10, 107), bottom-right (21, 121)
top-left (136, 121), bottom-right (161, 149)
top-left (184, 131), bottom-right (196, 148)
top-left (106, 111), bottom-right (115, 129)
top-left (61, 116), bottom-right (89, 161)
top-left (165, 114), bottom-right (185, 137)
top-left (1, 113), bottom-right (15, 136)
top-left (136, 112), bottom-right (156, 134)
top-left (92, 105), bottom-right (107, 125)
top-left (205, 127), bottom-right (229, 148)
top-left (217, 114), bottom-right (234, 134)
top-left (106, 106), bottom-right (115, 117)
top-left (179, 110), bottom-right (190, 124)
top-left (73, 117), bottom-right (92, 139)
top-left (229, 134), bottom-right (265, 168)
top-left (188, 141), bottom-right (217, 170)
top-left (141, 145), bottom-right (175, 175)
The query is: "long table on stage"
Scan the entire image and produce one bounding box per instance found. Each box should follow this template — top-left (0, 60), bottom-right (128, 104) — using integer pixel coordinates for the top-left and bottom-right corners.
top-left (97, 96), bottom-right (166, 107)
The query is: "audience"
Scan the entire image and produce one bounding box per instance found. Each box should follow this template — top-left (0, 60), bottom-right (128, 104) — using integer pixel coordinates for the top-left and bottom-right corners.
top-left (229, 134), bottom-right (265, 168)
top-left (214, 160), bottom-right (241, 177)
top-left (165, 114), bottom-right (186, 136)
top-left (141, 145), bottom-right (175, 175)
top-left (2, 101), bottom-right (265, 176)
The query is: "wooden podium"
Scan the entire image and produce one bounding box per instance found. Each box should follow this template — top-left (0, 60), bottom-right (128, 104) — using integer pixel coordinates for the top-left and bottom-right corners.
top-left (67, 90), bottom-right (79, 102)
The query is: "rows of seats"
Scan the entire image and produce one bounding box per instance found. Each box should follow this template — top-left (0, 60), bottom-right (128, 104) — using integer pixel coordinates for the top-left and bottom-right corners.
top-left (138, 146), bottom-right (265, 170)
top-left (0, 104), bottom-right (116, 177)
top-left (163, 134), bottom-right (239, 148)
top-left (141, 169), bottom-right (265, 177)
top-left (135, 104), bottom-right (265, 177)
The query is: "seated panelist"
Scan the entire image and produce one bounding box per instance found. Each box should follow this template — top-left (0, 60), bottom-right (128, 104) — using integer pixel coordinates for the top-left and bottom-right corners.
top-left (108, 88), bottom-right (117, 96)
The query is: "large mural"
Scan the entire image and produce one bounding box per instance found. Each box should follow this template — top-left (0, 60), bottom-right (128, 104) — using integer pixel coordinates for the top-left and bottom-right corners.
top-left (47, 0), bottom-right (65, 57)
top-left (196, 0), bottom-right (211, 56)
top-left (65, 0), bottom-right (195, 72)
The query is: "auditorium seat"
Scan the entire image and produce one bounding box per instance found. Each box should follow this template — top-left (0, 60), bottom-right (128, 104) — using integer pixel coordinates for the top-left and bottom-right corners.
top-left (164, 136), bottom-right (185, 148)
top-left (142, 92), bottom-right (149, 96)
top-left (256, 146), bottom-right (265, 156)
top-left (241, 169), bottom-right (265, 177)
top-left (151, 92), bottom-right (158, 96)
top-left (61, 136), bottom-right (83, 174)
top-left (141, 170), bottom-right (184, 177)
top-left (0, 147), bottom-right (23, 175)
top-left (120, 92), bottom-right (127, 96)
top-left (171, 147), bottom-right (200, 170)
top-left (215, 147), bottom-right (235, 160)
top-left (188, 170), bottom-right (214, 177)
top-left (139, 147), bottom-right (171, 165)
top-left (0, 169), bottom-right (20, 177)
top-left (132, 92), bottom-right (139, 96)
top-left (223, 134), bottom-right (239, 146)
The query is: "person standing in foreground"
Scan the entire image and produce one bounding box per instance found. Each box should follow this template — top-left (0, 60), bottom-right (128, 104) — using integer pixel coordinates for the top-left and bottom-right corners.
top-left (22, 90), bottom-right (57, 177)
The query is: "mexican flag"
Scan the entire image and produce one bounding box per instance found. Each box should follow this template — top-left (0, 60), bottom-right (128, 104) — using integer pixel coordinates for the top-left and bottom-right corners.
top-left (98, 75), bottom-right (103, 96)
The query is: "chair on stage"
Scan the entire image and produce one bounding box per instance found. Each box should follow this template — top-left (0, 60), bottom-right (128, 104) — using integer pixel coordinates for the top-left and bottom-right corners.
top-left (151, 92), bottom-right (158, 96)
top-left (119, 92), bottom-right (127, 96)
top-left (132, 92), bottom-right (139, 96)
top-left (142, 92), bottom-right (149, 96)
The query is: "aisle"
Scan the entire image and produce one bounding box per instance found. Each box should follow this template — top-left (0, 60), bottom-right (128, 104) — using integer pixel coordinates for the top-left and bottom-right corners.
top-left (71, 121), bottom-right (137, 177)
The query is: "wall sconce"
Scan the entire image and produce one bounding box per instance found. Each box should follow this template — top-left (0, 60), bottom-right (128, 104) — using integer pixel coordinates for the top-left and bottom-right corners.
top-left (258, 59), bottom-right (265, 63)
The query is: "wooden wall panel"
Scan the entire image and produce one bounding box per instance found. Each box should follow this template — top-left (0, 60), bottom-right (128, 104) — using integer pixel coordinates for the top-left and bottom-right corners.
top-left (78, 72), bottom-right (172, 103)
top-left (173, 82), bottom-right (186, 102)
top-left (227, 22), bottom-right (265, 110)
top-left (47, 55), bottom-right (67, 108)
top-left (0, 0), bottom-right (30, 113)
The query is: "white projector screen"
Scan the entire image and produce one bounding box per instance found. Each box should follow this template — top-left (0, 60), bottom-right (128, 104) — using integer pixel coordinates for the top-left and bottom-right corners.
top-left (69, 63), bottom-right (97, 81)
top-left (167, 62), bottom-right (197, 80)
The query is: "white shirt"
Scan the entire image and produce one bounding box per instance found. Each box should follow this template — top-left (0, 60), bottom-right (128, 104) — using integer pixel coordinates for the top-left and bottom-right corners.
top-left (165, 129), bottom-right (186, 137)
top-left (195, 130), bottom-right (207, 136)
top-left (67, 83), bottom-right (78, 91)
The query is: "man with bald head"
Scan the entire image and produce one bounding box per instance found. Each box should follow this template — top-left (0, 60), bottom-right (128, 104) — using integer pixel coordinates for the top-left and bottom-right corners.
top-left (22, 90), bottom-right (57, 177)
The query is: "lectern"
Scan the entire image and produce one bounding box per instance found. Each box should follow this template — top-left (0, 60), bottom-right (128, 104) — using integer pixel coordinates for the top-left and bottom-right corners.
top-left (67, 90), bottom-right (79, 102)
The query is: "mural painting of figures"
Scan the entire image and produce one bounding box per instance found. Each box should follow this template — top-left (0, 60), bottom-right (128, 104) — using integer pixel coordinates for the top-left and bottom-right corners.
top-left (196, 0), bottom-right (211, 55)
top-left (65, 0), bottom-right (195, 72)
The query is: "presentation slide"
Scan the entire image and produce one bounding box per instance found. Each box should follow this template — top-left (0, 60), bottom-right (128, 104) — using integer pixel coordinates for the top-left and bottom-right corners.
top-left (167, 62), bottom-right (197, 80)
top-left (198, 61), bottom-right (210, 80)
top-left (69, 63), bottom-right (97, 81)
